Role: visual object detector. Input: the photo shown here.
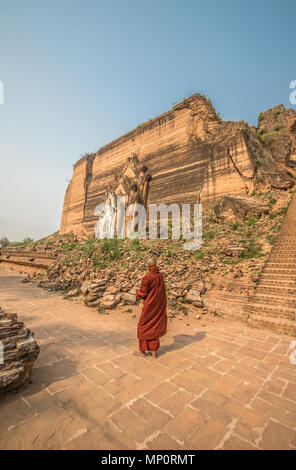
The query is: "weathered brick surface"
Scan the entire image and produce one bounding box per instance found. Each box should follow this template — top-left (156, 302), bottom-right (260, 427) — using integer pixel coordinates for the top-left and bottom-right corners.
top-left (146, 432), bottom-right (184, 450)
top-left (60, 95), bottom-right (291, 239)
top-left (162, 407), bottom-right (204, 442)
top-left (186, 418), bottom-right (227, 450)
top-left (129, 398), bottom-right (171, 428)
top-left (222, 435), bottom-right (259, 450)
top-left (0, 268), bottom-right (296, 450)
top-left (259, 420), bottom-right (295, 450)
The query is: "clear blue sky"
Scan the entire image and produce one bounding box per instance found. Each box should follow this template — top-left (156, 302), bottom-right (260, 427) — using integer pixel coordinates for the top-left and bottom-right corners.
top-left (0, 0), bottom-right (295, 240)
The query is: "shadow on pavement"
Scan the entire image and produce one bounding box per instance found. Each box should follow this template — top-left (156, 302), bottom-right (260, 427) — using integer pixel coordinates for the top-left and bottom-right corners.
top-left (158, 331), bottom-right (207, 355)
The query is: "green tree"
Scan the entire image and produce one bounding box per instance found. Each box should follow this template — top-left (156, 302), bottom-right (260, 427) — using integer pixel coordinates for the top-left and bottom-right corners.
top-left (23, 236), bottom-right (34, 244)
top-left (0, 237), bottom-right (9, 247)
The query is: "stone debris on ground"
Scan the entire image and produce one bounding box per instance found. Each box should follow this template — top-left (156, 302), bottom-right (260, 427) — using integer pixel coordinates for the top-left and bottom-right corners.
top-left (0, 189), bottom-right (295, 328)
top-left (0, 307), bottom-right (40, 394)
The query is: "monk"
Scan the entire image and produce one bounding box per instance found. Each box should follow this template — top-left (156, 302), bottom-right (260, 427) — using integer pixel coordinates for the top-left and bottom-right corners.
top-left (134, 257), bottom-right (167, 359)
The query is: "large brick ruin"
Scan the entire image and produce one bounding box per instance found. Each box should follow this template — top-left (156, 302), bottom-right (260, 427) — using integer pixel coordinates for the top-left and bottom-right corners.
top-left (60, 94), bottom-right (296, 238)
top-left (1, 94), bottom-right (296, 337)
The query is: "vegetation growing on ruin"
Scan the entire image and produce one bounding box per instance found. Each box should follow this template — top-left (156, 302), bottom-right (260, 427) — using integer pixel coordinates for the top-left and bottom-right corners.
top-left (8, 190), bottom-right (293, 321)
top-left (258, 112), bottom-right (264, 122)
top-left (215, 111), bottom-right (223, 122)
top-left (273, 109), bottom-right (281, 120)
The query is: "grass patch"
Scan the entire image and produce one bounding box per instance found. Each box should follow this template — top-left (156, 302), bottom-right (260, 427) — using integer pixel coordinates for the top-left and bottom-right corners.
top-left (246, 215), bottom-right (260, 226)
top-left (203, 230), bottom-right (215, 240)
top-left (98, 305), bottom-right (108, 315)
top-left (230, 221), bottom-right (239, 231)
top-left (239, 242), bottom-right (262, 259)
top-left (193, 251), bottom-right (204, 260)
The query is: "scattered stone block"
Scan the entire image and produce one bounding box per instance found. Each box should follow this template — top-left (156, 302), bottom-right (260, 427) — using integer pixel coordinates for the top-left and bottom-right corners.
top-left (0, 308), bottom-right (40, 394)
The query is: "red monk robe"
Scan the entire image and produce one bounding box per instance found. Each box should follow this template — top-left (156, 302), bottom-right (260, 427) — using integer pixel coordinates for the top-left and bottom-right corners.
top-left (136, 266), bottom-right (167, 352)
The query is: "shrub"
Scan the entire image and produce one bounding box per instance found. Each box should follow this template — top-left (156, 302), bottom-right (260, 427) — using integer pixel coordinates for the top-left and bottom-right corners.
top-left (268, 195), bottom-right (277, 205)
top-left (267, 235), bottom-right (275, 244)
top-left (204, 230), bottom-right (215, 240)
top-left (60, 242), bottom-right (77, 252)
top-left (215, 111), bottom-right (223, 122)
top-left (240, 243), bottom-right (262, 259)
top-left (267, 195), bottom-right (277, 208)
top-left (100, 238), bottom-right (121, 260)
top-left (255, 158), bottom-right (264, 167)
top-left (0, 237), bottom-right (9, 247)
top-left (80, 238), bottom-right (96, 258)
top-left (273, 109), bottom-right (281, 120)
top-left (129, 238), bottom-right (141, 251)
top-left (98, 305), bottom-right (108, 315)
top-left (257, 128), bottom-right (266, 143)
top-left (246, 215), bottom-right (259, 226)
top-left (230, 221), bottom-right (239, 231)
top-left (194, 251), bottom-right (204, 260)
top-left (92, 255), bottom-right (107, 269)
top-left (23, 236), bottom-right (34, 244)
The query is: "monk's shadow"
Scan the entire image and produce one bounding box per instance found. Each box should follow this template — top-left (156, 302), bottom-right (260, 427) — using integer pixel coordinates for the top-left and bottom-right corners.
top-left (158, 331), bottom-right (206, 356)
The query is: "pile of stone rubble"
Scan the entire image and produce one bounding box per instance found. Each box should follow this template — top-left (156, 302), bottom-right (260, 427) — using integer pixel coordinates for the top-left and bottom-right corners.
top-left (0, 308), bottom-right (40, 394)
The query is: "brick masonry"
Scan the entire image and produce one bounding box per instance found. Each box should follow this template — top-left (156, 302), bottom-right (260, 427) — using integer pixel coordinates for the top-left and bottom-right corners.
top-left (60, 94), bottom-right (295, 238)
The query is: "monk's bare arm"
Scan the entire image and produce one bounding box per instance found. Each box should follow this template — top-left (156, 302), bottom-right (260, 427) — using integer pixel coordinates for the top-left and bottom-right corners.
top-left (136, 276), bottom-right (149, 300)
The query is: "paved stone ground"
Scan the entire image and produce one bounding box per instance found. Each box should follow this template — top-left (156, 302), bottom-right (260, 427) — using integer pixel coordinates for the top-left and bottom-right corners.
top-left (0, 267), bottom-right (296, 450)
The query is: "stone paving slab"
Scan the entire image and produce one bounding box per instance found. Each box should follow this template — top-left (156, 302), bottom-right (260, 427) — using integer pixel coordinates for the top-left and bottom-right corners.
top-left (0, 267), bottom-right (296, 450)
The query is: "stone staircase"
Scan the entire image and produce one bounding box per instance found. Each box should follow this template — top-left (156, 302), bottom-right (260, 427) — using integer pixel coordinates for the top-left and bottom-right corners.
top-left (0, 248), bottom-right (57, 275)
top-left (247, 195), bottom-right (296, 336)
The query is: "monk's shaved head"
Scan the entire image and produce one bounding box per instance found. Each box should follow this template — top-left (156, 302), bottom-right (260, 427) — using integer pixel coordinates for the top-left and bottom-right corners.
top-left (147, 257), bottom-right (156, 267)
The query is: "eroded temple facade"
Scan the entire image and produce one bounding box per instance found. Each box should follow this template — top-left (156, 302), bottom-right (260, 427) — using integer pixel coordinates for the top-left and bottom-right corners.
top-left (60, 94), bottom-right (296, 238)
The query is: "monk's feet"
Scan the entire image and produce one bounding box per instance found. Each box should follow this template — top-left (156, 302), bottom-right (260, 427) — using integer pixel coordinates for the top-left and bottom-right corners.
top-left (133, 350), bottom-right (146, 357)
top-left (151, 351), bottom-right (157, 359)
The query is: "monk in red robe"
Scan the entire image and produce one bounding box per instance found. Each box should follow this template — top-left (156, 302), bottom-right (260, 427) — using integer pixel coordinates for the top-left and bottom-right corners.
top-left (134, 257), bottom-right (167, 359)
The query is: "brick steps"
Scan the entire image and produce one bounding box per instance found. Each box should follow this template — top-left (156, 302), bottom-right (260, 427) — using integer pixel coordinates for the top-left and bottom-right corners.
top-left (247, 194), bottom-right (296, 335)
top-left (248, 303), bottom-right (295, 321)
top-left (269, 251), bottom-right (296, 255)
top-left (263, 268), bottom-right (296, 275)
top-left (1, 249), bottom-right (56, 260)
top-left (0, 258), bottom-right (52, 269)
top-left (248, 314), bottom-right (296, 336)
top-left (269, 258), bottom-right (296, 263)
top-left (258, 279), bottom-right (296, 287)
top-left (257, 285), bottom-right (296, 296)
top-left (249, 293), bottom-right (296, 308)
top-left (260, 274), bottom-right (296, 281)
top-left (267, 263), bottom-right (296, 268)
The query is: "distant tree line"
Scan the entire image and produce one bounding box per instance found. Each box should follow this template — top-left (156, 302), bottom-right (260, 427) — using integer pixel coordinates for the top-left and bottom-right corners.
top-left (0, 236), bottom-right (34, 247)
top-left (0, 237), bottom-right (9, 247)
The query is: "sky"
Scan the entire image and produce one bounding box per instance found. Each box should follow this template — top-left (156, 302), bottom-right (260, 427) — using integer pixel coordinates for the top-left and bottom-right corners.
top-left (0, 0), bottom-right (295, 241)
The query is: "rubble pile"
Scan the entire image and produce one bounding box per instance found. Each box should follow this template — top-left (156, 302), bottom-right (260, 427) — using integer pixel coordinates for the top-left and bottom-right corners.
top-left (10, 190), bottom-right (293, 321)
top-left (0, 308), bottom-right (40, 394)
